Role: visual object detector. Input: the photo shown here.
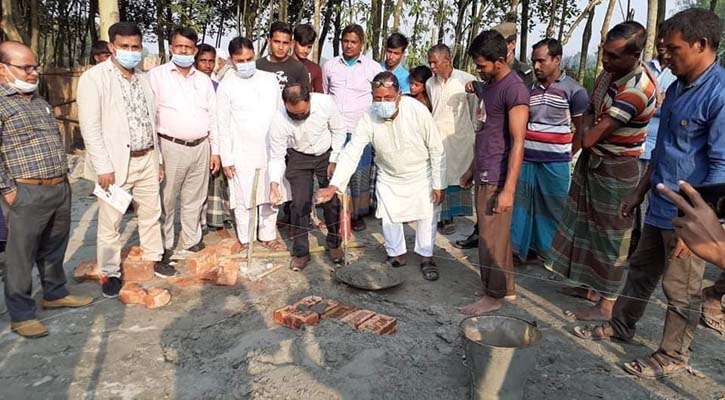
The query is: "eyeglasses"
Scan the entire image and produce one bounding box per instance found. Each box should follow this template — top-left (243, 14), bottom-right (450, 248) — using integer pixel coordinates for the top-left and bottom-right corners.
top-left (371, 80), bottom-right (398, 89)
top-left (3, 63), bottom-right (41, 74)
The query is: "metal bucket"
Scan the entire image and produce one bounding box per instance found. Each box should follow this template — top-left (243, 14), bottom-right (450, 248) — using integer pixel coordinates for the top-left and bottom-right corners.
top-left (460, 316), bottom-right (542, 400)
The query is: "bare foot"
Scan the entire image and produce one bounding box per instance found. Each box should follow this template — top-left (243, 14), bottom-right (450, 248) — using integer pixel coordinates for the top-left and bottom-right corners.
top-left (460, 296), bottom-right (503, 315)
top-left (559, 286), bottom-right (601, 303)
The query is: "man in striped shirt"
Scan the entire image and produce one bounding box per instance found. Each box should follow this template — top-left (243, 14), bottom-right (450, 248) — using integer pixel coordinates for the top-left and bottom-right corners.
top-left (510, 38), bottom-right (589, 263)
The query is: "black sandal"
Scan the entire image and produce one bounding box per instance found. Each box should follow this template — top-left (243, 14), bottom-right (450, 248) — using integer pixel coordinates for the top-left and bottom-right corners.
top-left (420, 260), bottom-right (439, 281)
top-left (383, 256), bottom-right (407, 268)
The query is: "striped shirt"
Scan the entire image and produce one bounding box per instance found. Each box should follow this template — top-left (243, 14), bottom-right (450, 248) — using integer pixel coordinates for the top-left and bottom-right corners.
top-left (590, 64), bottom-right (657, 157)
top-left (524, 73), bottom-right (589, 162)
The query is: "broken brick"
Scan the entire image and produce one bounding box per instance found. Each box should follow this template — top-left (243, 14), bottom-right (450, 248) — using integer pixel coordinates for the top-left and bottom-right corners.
top-left (121, 259), bottom-right (155, 282)
top-left (341, 309), bottom-right (376, 329)
top-left (273, 305), bottom-right (320, 329)
top-left (169, 276), bottom-right (204, 287)
top-left (292, 296), bottom-right (323, 310)
top-left (73, 260), bottom-right (102, 282)
top-left (145, 287), bottom-right (172, 309)
top-left (121, 246), bottom-right (143, 261)
top-left (357, 314), bottom-right (397, 335)
top-left (187, 247), bottom-right (218, 277)
top-left (321, 304), bottom-right (358, 320)
top-left (215, 261), bottom-right (238, 286)
top-left (119, 283), bottom-right (147, 305)
top-left (216, 238), bottom-right (242, 255)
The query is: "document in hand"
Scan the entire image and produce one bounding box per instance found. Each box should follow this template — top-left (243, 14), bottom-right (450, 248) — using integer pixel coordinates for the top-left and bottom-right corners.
top-left (93, 183), bottom-right (133, 214)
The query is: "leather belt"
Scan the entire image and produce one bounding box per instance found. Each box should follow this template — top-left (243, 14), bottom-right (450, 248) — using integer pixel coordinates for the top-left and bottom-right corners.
top-left (16, 176), bottom-right (66, 185)
top-left (158, 133), bottom-right (208, 147)
top-left (130, 148), bottom-right (153, 158)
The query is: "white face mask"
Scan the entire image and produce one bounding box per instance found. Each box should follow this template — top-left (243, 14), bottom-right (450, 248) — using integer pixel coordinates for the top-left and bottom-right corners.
top-left (4, 65), bottom-right (38, 94)
top-left (235, 62), bottom-right (256, 79)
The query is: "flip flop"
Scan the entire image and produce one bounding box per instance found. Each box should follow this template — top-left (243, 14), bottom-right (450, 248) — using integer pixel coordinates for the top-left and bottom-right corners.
top-left (420, 260), bottom-right (439, 281)
top-left (572, 324), bottom-right (618, 341)
top-left (622, 354), bottom-right (686, 380)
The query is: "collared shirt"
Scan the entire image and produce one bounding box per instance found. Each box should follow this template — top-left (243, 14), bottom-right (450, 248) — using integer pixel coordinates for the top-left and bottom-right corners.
top-left (589, 64), bottom-right (657, 157)
top-left (322, 55), bottom-right (384, 132)
top-left (268, 93), bottom-right (347, 184)
top-left (148, 62), bottom-right (217, 151)
top-left (381, 61), bottom-right (410, 94)
top-left (641, 58), bottom-right (677, 160)
top-left (0, 85), bottom-right (68, 193)
top-left (525, 73), bottom-right (589, 162)
top-left (646, 60), bottom-right (725, 230)
top-left (114, 67), bottom-right (154, 151)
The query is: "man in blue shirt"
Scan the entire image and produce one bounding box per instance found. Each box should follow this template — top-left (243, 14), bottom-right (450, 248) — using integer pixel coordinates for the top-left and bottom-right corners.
top-left (381, 33), bottom-right (410, 94)
top-left (574, 8), bottom-right (725, 379)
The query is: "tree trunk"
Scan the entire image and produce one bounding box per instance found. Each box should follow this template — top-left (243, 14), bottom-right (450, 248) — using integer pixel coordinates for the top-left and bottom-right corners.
top-left (451, 0), bottom-right (469, 68)
top-left (557, 0), bottom-right (569, 42)
top-left (392, 0), bottom-right (403, 31)
top-left (546, 0), bottom-right (559, 38)
top-left (318, 0), bottom-right (336, 59)
top-left (280, 0), bottom-right (288, 21)
top-left (98, 0), bottom-right (119, 41)
top-left (656, 0), bottom-right (666, 27)
top-left (313, 0), bottom-right (322, 61)
top-left (371, 0), bottom-right (382, 60)
top-left (381, 0), bottom-right (393, 43)
top-left (596, 0), bottom-right (616, 76)
top-left (332, 3), bottom-right (341, 57)
top-left (519, 0), bottom-right (528, 62)
top-left (30, 0), bottom-right (39, 54)
top-left (561, 0), bottom-right (602, 45)
top-left (88, 0), bottom-right (99, 44)
top-left (155, 0), bottom-right (166, 62)
top-left (710, 0), bottom-right (717, 11)
top-left (436, 0), bottom-right (445, 44)
top-left (577, 6), bottom-right (595, 83)
top-left (1, 0), bottom-right (24, 41)
top-left (643, 0), bottom-right (658, 59)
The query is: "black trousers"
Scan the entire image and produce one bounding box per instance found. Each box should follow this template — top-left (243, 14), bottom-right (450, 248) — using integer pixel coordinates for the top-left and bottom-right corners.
top-left (1, 181), bottom-right (71, 322)
top-left (285, 149), bottom-right (341, 257)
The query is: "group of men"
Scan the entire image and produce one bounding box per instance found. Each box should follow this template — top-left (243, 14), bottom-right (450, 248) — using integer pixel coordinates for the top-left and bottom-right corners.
top-left (0, 6), bottom-right (723, 382)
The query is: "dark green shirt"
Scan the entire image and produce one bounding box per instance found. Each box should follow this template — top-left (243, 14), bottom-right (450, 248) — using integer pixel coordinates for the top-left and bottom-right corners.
top-left (512, 59), bottom-right (534, 87)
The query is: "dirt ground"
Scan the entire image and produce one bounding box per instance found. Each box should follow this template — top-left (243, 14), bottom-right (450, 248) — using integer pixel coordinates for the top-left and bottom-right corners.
top-left (0, 157), bottom-right (724, 400)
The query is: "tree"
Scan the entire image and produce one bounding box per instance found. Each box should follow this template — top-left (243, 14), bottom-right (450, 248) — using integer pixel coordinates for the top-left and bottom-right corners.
top-left (577, 5), bottom-right (595, 83)
top-left (519, 0), bottom-right (529, 61)
top-left (99, 0), bottom-right (119, 41)
top-left (596, 0), bottom-right (616, 75)
top-left (1, 0), bottom-right (24, 41)
top-left (643, 0), bottom-right (658, 59)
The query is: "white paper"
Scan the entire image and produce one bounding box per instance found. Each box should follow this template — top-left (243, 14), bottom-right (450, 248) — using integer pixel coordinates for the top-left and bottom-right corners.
top-left (93, 184), bottom-right (133, 214)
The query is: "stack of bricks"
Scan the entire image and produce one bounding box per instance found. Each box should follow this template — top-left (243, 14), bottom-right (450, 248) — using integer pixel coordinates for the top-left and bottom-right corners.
top-left (273, 296), bottom-right (397, 335)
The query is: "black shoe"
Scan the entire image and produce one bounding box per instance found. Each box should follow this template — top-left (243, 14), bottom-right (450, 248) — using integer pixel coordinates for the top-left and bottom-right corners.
top-left (352, 218), bottom-right (367, 232)
top-left (187, 242), bottom-right (206, 252)
top-left (454, 233), bottom-right (479, 249)
top-left (161, 249), bottom-right (174, 264)
top-left (154, 261), bottom-right (180, 278)
top-left (102, 277), bottom-right (123, 298)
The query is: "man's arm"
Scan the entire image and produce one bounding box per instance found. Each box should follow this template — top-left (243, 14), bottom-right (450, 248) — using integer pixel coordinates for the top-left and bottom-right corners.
top-left (497, 104), bottom-right (528, 213)
top-left (206, 75), bottom-right (219, 156)
top-left (321, 60), bottom-right (330, 94)
top-left (704, 98), bottom-right (725, 184)
top-left (328, 118), bottom-right (372, 191)
top-left (215, 82), bottom-right (234, 174)
top-left (0, 126), bottom-right (15, 195)
top-left (422, 110), bottom-right (447, 191)
top-left (569, 86), bottom-right (590, 155)
top-left (268, 113), bottom-right (288, 185)
top-left (77, 72), bottom-right (114, 177)
top-left (580, 115), bottom-right (624, 149)
top-left (328, 99), bottom-right (347, 164)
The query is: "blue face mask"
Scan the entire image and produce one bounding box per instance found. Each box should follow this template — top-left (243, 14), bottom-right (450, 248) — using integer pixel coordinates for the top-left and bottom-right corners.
top-left (235, 62), bottom-right (256, 79)
top-left (371, 101), bottom-right (397, 119)
top-left (172, 53), bottom-right (196, 68)
top-left (115, 49), bottom-right (143, 69)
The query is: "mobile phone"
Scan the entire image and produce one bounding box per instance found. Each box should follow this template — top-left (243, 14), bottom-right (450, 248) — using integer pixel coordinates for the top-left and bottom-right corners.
top-left (678, 183), bottom-right (725, 220)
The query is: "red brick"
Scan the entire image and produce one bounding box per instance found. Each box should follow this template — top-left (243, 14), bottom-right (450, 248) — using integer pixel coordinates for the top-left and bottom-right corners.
top-left (119, 283), bottom-right (147, 305)
top-left (187, 247), bottom-right (218, 277)
top-left (215, 261), bottom-right (238, 286)
top-left (273, 305), bottom-right (320, 329)
top-left (340, 309), bottom-right (376, 329)
top-left (145, 287), bottom-right (172, 309)
top-left (292, 295), bottom-right (323, 310)
top-left (168, 276), bottom-right (204, 287)
top-left (121, 246), bottom-right (143, 261)
top-left (121, 259), bottom-right (155, 282)
top-left (357, 314), bottom-right (397, 335)
top-left (321, 304), bottom-right (358, 320)
top-left (216, 238), bottom-right (243, 255)
top-left (73, 261), bottom-right (102, 282)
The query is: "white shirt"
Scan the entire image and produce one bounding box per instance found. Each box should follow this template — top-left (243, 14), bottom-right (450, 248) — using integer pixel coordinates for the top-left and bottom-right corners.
top-left (268, 93), bottom-right (347, 184)
top-left (330, 96), bottom-right (447, 223)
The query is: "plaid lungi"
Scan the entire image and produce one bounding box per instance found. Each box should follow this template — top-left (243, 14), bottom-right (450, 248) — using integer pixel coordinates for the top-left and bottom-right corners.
top-left (206, 172), bottom-right (232, 228)
top-left (439, 185), bottom-right (473, 221)
top-left (346, 132), bottom-right (375, 219)
top-left (546, 151), bottom-right (640, 299)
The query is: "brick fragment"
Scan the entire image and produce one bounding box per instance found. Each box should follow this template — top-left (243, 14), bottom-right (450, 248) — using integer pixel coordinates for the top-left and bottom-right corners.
top-left (119, 283), bottom-right (147, 305)
top-left (73, 260), bottom-right (102, 282)
top-left (187, 247), bottom-right (218, 277)
top-left (121, 246), bottom-right (143, 261)
top-left (292, 295), bottom-right (323, 310)
top-left (145, 287), bottom-right (172, 309)
top-left (321, 304), bottom-right (358, 320)
top-left (121, 259), bottom-right (155, 282)
top-left (357, 314), bottom-right (397, 335)
top-left (216, 238), bottom-right (243, 255)
top-left (168, 276), bottom-right (204, 287)
top-left (215, 261), bottom-right (238, 286)
top-left (273, 305), bottom-right (320, 329)
top-left (340, 309), bottom-right (376, 329)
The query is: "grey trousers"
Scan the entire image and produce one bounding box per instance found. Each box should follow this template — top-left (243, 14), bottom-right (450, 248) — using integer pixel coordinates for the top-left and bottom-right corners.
top-left (1, 181), bottom-right (71, 322)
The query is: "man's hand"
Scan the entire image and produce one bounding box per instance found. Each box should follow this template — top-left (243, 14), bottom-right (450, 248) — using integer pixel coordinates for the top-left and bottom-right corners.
top-left (671, 238), bottom-right (691, 259)
top-left (269, 182), bottom-right (283, 205)
top-left (431, 189), bottom-right (445, 205)
top-left (223, 165), bottom-right (236, 178)
top-left (159, 165), bottom-right (165, 183)
top-left (621, 191), bottom-right (646, 218)
top-left (460, 168), bottom-right (474, 190)
top-left (315, 185), bottom-right (338, 204)
top-left (327, 162), bottom-right (337, 180)
top-left (658, 181), bottom-right (725, 267)
top-left (97, 172), bottom-right (115, 191)
top-left (494, 190), bottom-right (514, 214)
top-left (3, 189), bottom-right (17, 206)
top-left (465, 81), bottom-right (475, 93)
top-left (210, 155), bottom-right (221, 175)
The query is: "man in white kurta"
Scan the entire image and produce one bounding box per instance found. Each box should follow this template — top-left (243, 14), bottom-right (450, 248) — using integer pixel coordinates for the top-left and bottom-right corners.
top-left (316, 72), bottom-right (447, 281)
top-left (217, 37), bottom-right (286, 250)
top-left (426, 44), bottom-right (478, 235)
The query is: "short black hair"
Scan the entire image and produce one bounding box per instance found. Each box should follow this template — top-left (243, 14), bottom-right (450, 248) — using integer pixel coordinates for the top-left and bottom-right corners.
top-left (270, 21), bottom-right (293, 38)
top-left (341, 24), bottom-right (365, 42)
top-left (428, 44), bottom-right (451, 59)
top-left (282, 83), bottom-right (311, 104)
top-left (228, 37), bottom-right (255, 56)
top-left (408, 65), bottom-right (432, 84)
top-left (196, 43), bottom-right (216, 60)
top-left (468, 30), bottom-right (507, 62)
top-left (91, 40), bottom-right (110, 64)
top-left (170, 27), bottom-right (199, 45)
top-left (660, 8), bottom-right (722, 51)
top-left (294, 24), bottom-right (317, 46)
top-left (108, 22), bottom-right (142, 43)
top-left (386, 33), bottom-right (409, 51)
top-left (532, 38), bottom-right (562, 58)
top-left (606, 21), bottom-right (646, 56)
top-left (372, 71), bottom-right (400, 91)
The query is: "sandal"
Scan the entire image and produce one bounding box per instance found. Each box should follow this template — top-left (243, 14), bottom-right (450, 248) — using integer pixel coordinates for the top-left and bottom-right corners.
top-left (420, 260), bottom-right (439, 281)
top-left (622, 353), bottom-right (687, 379)
top-left (383, 256), bottom-right (407, 268)
top-left (701, 313), bottom-right (725, 335)
top-left (572, 324), bottom-right (618, 341)
top-left (259, 239), bottom-right (286, 252)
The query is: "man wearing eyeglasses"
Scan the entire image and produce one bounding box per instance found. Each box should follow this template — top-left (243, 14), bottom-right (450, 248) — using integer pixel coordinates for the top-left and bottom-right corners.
top-left (316, 72), bottom-right (447, 281)
top-left (0, 41), bottom-right (94, 338)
